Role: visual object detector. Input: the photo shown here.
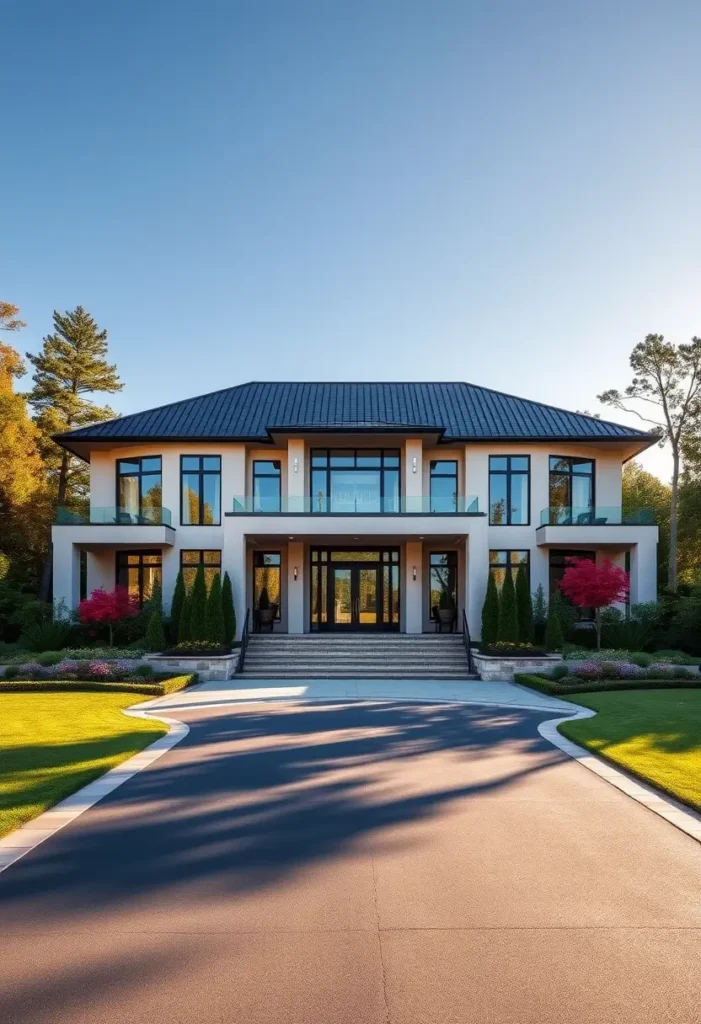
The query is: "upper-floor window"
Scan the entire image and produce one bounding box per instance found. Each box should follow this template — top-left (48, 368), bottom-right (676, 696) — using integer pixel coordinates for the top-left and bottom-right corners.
top-left (310, 449), bottom-right (400, 513)
top-left (548, 456), bottom-right (594, 524)
top-left (253, 461), bottom-right (281, 513)
top-left (117, 457), bottom-right (162, 520)
top-left (181, 455), bottom-right (221, 525)
top-left (489, 456), bottom-right (529, 525)
top-left (430, 461), bottom-right (458, 513)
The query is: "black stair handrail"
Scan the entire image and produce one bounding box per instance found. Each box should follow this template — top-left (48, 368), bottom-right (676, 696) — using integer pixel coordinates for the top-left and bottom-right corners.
top-left (462, 609), bottom-right (475, 673)
top-left (236, 608), bottom-right (251, 674)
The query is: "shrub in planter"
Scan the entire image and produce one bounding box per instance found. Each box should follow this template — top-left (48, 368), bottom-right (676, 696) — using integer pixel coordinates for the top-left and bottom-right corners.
top-left (178, 593), bottom-right (192, 643)
top-left (145, 605), bottom-right (166, 652)
top-left (206, 572), bottom-right (226, 646)
top-left (163, 640), bottom-right (231, 657)
top-left (222, 571), bottom-right (236, 647)
top-left (189, 565), bottom-right (208, 642)
top-left (481, 641), bottom-right (547, 658)
top-left (551, 664), bottom-right (569, 680)
top-left (133, 663), bottom-right (155, 678)
top-left (481, 573), bottom-right (500, 647)
top-left (544, 590), bottom-right (565, 651)
top-left (169, 571), bottom-right (186, 645)
top-left (630, 652), bottom-right (652, 667)
top-left (497, 571), bottom-right (519, 643)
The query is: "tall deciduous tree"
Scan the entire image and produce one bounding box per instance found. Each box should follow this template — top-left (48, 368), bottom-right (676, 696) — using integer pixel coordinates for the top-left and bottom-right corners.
top-left (26, 307), bottom-right (123, 599)
top-left (622, 460), bottom-right (672, 587)
top-left (598, 334), bottom-right (701, 591)
top-left (559, 557), bottom-right (629, 650)
top-left (0, 302), bottom-right (27, 333)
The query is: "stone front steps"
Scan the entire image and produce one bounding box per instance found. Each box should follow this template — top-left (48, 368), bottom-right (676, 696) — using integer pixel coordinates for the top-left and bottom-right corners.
top-left (240, 633), bottom-right (477, 679)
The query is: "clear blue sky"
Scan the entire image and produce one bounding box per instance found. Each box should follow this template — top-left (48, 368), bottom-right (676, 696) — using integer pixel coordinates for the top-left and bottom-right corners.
top-left (3, 1), bottom-right (700, 480)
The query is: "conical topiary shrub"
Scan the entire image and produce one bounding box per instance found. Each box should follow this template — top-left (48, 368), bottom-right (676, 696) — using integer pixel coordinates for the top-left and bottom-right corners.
top-left (515, 562), bottom-right (534, 643)
top-left (481, 572), bottom-right (500, 647)
top-left (206, 571), bottom-right (225, 646)
top-left (145, 604), bottom-right (166, 652)
top-left (497, 569), bottom-right (519, 643)
top-left (222, 571), bottom-right (236, 647)
top-left (544, 588), bottom-right (565, 651)
top-left (178, 592), bottom-right (192, 643)
top-left (169, 570), bottom-right (185, 644)
top-left (189, 564), bottom-right (207, 642)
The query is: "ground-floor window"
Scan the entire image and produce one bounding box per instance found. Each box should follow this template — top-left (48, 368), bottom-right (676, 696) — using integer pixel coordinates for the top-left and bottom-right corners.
top-left (429, 552), bottom-right (458, 621)
top-left (181, 549), bottom-right (221, 591)
top-left (489, 550), bottom-right (529, 590)
top-left (116, 550), bottom-right (162, 606)
top-left (254, 552), bottom-right (281, 620)
top-left (549, 549), bottom-right (595, 619)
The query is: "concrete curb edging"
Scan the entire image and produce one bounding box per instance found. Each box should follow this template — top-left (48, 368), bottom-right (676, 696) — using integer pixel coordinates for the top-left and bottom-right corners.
top-left (538, 710), bottom-right (701, 843)
top-left (0, 707), bottom-right (190, 876)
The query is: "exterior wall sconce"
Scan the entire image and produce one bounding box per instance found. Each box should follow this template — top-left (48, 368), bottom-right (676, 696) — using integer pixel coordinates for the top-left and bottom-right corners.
top-left (412, 456), bottom-right (417, 474)
top-left (293, 457), bottom-right (299, 473)
top-left (412, 566), bottom-right (417, 581)
top-left (293, 566), bottom-right (298, 581)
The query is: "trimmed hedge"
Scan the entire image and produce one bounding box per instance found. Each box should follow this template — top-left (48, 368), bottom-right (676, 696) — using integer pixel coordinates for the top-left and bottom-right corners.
top-left (0, 674), bottom-right (197, 697)
top-left (515, 673), bottom-right (701, 696)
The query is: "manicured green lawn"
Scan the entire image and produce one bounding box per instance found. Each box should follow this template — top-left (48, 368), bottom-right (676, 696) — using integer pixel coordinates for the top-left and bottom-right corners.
top-left (559, 689), bottom-right (701, 812)
top-left (0, 692), bottom-right (167, 838)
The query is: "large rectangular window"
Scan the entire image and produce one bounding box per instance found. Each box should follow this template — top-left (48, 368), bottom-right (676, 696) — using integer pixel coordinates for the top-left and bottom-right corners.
top-left (116, 550), bottom-right (162, 606)
top-left (548, 456), bottom-right (594, 523)
top-left (180, 549), bottom-right (221, 592)
top-left (254, 552), bottom-right (281, 621)
top-left (252, 461), bottom-right (281, 513)
top-left (429, 551), bottom-right (458, 620)
top-left (430, 461), bottom-right (458, 513)
top-left (181, 456), bottom-right (221, 525)
top-left (489, 549), bottom-right (529, 591)
top-left (117, 457), bottom-right (162, 521)
top-left (489, 456), bottom-right (530, 525)
top-left (310, 449), bottom-right (400, 513)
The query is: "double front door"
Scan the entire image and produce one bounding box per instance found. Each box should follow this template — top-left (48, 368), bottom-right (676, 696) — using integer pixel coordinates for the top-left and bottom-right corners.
top-left (310, 548), bottom-right (400, 631)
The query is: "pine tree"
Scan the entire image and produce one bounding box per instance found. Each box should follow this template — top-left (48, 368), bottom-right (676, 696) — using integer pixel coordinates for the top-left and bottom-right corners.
top-left (222, 571), bottom-right (236, 648)
top-left (145, 605), bottom-right (166, 652)
top-left (169, 570), bottom-right (185, 644)
top-left (481, 572), bottom-right (500, 647)
top-left (206, 571), bottom-right (225, 646)
top-left (189, 564), bottom-right (207, 641)
top-left (497, 569), bottom-right (519, 642)
top-left (178, 592), bottom-right (192, 643)
top-left (515, 562), bottom-right (534, 643)
top-left (26, 307), bottom-right (123, 599)
top-left (532, 584), bottom-right (547, 626)
top-left (544, 589), bottom-right (565, 651)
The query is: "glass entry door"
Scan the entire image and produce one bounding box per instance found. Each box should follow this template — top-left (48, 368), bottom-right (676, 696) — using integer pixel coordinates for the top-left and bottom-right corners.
top-left (312, 548), bottom-right (399, 631)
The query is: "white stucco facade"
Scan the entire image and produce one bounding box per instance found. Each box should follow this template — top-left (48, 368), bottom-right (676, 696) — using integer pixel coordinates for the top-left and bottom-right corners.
top-left (52, 428), bottom-right (659, 640)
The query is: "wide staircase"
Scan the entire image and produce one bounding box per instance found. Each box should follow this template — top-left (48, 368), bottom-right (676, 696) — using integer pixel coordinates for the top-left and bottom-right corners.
top-left (239, 633), bottom-right (477, 679)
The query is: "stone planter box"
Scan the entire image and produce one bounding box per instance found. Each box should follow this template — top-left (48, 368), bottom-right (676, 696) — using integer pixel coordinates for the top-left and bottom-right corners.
top-left (146, 652), bottom-right (239, 682)
top-left (473, 652), bottom-right (562, 682)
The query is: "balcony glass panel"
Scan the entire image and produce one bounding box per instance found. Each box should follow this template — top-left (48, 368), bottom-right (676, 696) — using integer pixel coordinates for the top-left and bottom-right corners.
top-left (230, 495), bottom-right (479, 514)
top-left (329, 470), bottom-right (382, 513)
top-left (55, 506), bottom-right (171, 526)
top-left (540, 506), bottom-right (655, 526)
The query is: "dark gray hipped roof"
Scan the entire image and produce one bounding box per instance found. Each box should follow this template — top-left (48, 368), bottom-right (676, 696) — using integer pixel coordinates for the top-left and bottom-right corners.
top-left (54, 381), bottom-right (656, 446)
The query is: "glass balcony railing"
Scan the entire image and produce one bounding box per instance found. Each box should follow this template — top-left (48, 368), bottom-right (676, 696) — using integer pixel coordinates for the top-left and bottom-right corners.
top-left (231, 495), bottom-right (480, 515)
top-left (539, 506), bottom-right (655, 527)
top-left (55, 506), bottom-right (172, 526)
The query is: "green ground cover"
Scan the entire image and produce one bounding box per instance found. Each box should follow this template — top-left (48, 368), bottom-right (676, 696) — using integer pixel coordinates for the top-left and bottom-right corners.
top-left (559, 689), bottom-right (701, 812)
top-left (0, 692), bottom-right (168, 838)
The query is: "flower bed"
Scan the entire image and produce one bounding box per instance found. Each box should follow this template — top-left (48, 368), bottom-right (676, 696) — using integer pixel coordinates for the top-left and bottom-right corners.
top-left (0, 646), bottom-right (148, 666)
top-left (562, 646), bottom-right (700, 666)
top-left (2, 658), bottom-right (149, 683)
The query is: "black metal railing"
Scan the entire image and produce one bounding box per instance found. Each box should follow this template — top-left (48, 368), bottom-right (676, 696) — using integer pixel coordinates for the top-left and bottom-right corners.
top-left (236, 608), bottom-right (251, 674)
top-left (462, 609), bottom-right (475, 674)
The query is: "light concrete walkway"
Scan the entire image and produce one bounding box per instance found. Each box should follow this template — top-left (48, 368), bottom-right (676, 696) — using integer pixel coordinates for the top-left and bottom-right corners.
top-left (149, 677), bottom-right (577, 714)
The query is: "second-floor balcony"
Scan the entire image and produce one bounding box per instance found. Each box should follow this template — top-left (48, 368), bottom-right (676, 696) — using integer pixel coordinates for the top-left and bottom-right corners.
top-left (231, 495), bottom-right (480, 515)
top-left (55, 506), bottom-right (173, 526)
top-left (539, 505), bottom-right (655, 527)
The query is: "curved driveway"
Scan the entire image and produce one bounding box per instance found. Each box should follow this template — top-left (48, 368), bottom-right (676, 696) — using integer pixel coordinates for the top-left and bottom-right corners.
top-left (1, 697), bottom-right (700, 1023)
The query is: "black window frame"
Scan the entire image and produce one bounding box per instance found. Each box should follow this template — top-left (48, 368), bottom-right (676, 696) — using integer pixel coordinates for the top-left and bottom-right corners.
top-left (252, 460), bottom-right (282, 513)
top-left (548, 455), bottom-right (595, 523)
top-left (253, 551), bottom-right (282, 622)
top-left (310, 449), bottom-right (401, 514)
top-left (116, 456), bottom-right (163, 519)
top-left (489, 549), bottom-right (530, 590)
top-left (429, 460), bottom-right (459, 513)
top-left (489, 455), bottom-right (531, 526)
top-left (115, 549), bottom-right (162, 607)
top-left (180, 455), bottom-right (221, 526)
top-left (180, 549), bottom-right (222, 592)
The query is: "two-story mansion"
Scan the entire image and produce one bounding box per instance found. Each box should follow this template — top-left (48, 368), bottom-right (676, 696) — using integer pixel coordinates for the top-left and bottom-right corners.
top-left (52, 381), bottom-right (659, 640)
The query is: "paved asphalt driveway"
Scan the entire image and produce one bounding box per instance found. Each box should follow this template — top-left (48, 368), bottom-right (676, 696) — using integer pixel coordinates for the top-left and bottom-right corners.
top-left (1, 699), bottom-right (700, 1023)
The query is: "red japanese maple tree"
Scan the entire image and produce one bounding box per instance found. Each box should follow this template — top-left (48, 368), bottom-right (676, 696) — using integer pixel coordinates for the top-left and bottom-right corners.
top-left (559, 557), bottom-right (629, 649)
top-left (78, 586), bottom-right (139, 647)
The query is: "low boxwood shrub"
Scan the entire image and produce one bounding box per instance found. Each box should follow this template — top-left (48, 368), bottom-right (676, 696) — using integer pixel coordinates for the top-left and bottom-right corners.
top-left (162, 641), bottom-right (232, 657)
top-left (551, 664), bottom-right (569, 680)
top-left (516, 672), bottom-right (701, 695)
top-left (480, 642), bottom-right (547, 658)
top-left (0, 673), bottom-right (197, 697)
